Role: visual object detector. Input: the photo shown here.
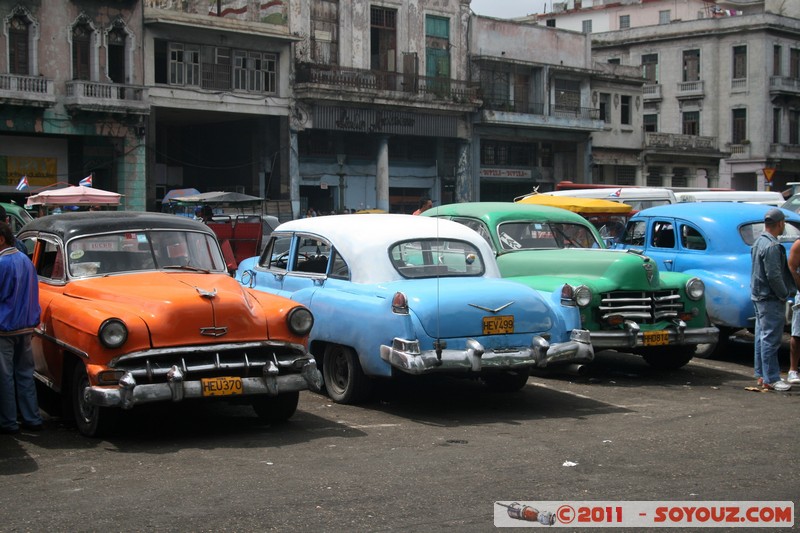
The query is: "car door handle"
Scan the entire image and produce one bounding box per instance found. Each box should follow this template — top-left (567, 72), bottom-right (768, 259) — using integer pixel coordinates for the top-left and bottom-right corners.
top-left (664, 259), bottom-right (673, 264)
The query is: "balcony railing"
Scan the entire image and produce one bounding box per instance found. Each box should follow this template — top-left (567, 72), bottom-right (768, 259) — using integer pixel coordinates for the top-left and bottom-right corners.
top-left (552, 104), bottom-right (600, 120)
top-left (728, 143), bottom-right (751, 158)
top-left (0, 73), bottom-right (55, 106)
top-left (295, 63), bottom-right (478, 103)
top-left (643, 84), bottom-right (662, 100)
top-left (769, 143), bottom-right (800, 155)
top-left (645, 132), bottom-right (717, 151)
top-left (482, 98), bottom-right (545, 115)
top-left (676, 80), bottom-right (704, 98)
top-left (770, 76), bottom-right (800, 94)
top-left (65, 80), bottom-right (149, 114)
top-left (731, 78), bottom-right (747, 91)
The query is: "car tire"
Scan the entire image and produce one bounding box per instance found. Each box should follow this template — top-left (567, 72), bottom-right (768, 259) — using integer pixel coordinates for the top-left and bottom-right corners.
top-left (640, 347), bottom-right (694, 370)
top-left (72, 363), bottom-right (118, 438)
top-left (322, 344), bottom-right (372, 404)
top-left (481, 369), bottom-right (530, 392)
top-left (252, 391), bottom-right (299, 424)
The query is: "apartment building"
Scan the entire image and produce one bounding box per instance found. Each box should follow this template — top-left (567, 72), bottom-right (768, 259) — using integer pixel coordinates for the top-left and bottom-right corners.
top-left (0, 1), bottom-right (147, 208)
top-left (529, 0), bottom-right (800, 192)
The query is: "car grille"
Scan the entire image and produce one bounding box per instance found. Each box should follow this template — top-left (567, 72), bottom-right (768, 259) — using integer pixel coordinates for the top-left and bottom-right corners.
top-left (598, 290), bottom-right (683, 324)
top-left (110, 342), bottom-right (309, 383)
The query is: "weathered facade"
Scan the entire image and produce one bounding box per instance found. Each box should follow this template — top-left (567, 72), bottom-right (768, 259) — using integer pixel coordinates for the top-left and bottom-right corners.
top-left (0, 1), bottom-right (147, 208)
top-left (469, 16), bottom-right (607, 197)
top-left (288, 0), bottom-right (477, 214)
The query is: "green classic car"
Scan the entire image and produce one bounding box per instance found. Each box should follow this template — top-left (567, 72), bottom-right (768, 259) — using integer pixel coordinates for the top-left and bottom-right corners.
top-left (425, 202), bottom-right (718, 369)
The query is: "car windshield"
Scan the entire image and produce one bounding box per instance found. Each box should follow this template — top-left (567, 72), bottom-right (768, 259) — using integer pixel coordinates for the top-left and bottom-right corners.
top-left (739, 221), bottom-right (800, 246)
top-left (497, 221), bottom-right (601, 250)
top-left (67, 230), bottom-right (226, 277)
top-left (390, 239), bottom-right (485, 278)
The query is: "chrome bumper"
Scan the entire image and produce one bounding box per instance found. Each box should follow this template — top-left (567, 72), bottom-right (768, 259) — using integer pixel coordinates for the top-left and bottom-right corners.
top-left (379, 329), bottom-right (594, 375)
top-left (85, 360), bottom-right (323, 409)
top-left (589, 319), bottom-right (719, 349)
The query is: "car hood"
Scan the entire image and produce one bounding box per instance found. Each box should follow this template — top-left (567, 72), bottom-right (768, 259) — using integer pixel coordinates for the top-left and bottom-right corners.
top-left (497, 248), bottom-right (662, 291)
top-left (392, 277), bottom-right (557, 338)
top-left (62, 272), bottom-right (268, 347)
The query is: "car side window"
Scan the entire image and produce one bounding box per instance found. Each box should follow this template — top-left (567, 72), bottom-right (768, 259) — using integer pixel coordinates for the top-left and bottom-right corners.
top-left (619, 220), bottom-right (646, 246)
top-left (680, 224), bottom-right (706, 250)
top-left (451, 217), bottom-right (492, 246)
top-left (291, 235), bottom-right (331, 275)
top-left (328, 249), bottom-right (350, 280)
top-left (651, 221), bottom-right (675, 249)
top-left (260, 234), bottom-right (292, 272)
top-left (33, 238), bottom-right (65, 281)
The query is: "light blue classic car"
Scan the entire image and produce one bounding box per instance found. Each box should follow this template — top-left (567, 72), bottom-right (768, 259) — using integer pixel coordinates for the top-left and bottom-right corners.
top-left (614, 202), bottom-right (800, 355)
top-left (235, 214), bottom-right (593, 403)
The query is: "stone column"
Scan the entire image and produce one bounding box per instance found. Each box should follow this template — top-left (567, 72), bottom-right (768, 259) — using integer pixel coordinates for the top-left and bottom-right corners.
top-left (661, 172), bottom-right (674, 188)
top-left (376, 136), bottom-right (389, 212)
top-left (289, 130), bottom-right (300, 220)
top-left (455, 140), bottom-right (472, 202)
top-left (706, 168), bottom-right (720, 189)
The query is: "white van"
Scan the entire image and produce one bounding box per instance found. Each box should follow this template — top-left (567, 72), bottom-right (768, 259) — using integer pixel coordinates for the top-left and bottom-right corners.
top-left (542, 187), bottom-right (677, 211)
top-left (675, 190), bottom-right (784, 206)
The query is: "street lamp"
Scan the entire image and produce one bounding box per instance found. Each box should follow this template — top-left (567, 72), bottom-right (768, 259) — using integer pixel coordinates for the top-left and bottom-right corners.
top-left (336, 154), bottom-right (347, 213)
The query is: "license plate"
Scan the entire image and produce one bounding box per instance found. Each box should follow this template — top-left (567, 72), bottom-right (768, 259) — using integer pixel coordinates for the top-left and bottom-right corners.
top-left (483, 315), bottom-right (514, 335)
top-left (201, 376), bottom-right (243, 397)
top-left (643, 330), bottom-right (670, 346)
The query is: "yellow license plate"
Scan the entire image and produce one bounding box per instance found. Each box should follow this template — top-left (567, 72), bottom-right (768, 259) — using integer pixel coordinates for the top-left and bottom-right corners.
top-left (483, 315), bottom-right (514, 335)
top-left (201, 376), bottom-right (243, 397)
top-left (643, 330), bottom-right (670, 346)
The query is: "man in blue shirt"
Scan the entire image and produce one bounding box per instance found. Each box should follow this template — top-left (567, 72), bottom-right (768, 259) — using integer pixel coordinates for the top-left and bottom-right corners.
top-left (750, 208), bottom-right (794, 391)
top-left (0, 221), bottom-right (43, 433)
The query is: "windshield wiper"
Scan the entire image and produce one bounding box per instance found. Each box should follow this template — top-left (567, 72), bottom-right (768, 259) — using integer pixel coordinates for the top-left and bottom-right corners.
top-left (162, 265), bottom-right (210, 273)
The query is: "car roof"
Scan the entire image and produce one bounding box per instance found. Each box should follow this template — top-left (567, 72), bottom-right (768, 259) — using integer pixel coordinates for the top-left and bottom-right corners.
top-left (20, 211), bottom-right (215, 241)
top-left (426, 201), bottom-right (591, 225)
top-left (633, 201), bottom-right (800, 221)
top-left (273, 213), bottom-right (501, 283)
top-left (631, 203), bottom-right (800, 243)
top-left (544, 187), bottom-right (677, 201)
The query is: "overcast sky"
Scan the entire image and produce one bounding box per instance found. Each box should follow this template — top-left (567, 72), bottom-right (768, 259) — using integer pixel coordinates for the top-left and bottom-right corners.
top-left (469, 0), bottom-right (551, 19)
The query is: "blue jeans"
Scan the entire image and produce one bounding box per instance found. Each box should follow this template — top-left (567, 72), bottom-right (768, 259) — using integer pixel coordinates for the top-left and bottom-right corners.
top-left (0, 334), bottom-right (43, 430)
top-left (753, 299), bottom-right (785, 385)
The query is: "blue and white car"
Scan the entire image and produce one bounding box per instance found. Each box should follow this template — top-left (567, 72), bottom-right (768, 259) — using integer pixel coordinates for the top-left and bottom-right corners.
top-left (614, 202), bottom-right (800, 356)
top-left (236, 214), bottom-right (593, 403)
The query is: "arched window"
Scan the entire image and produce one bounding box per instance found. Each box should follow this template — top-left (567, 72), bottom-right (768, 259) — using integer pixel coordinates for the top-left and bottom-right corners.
top-left (107, 25), bottom-right (127, 83)
top-left (72, 21), bottom-right (92, 80)
top-left (8, 14), bottom-right (29, 75)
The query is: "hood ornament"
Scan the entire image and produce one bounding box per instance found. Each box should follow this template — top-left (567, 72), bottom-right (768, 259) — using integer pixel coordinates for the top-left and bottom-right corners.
top-left (196, 287), bottom-right (217, 299)
top-left (200, 326), bottom-right (228, 337)
top-left (642, 260), bottom-right (655, 284)
top-left (468, 301), bottom-right (514, 314)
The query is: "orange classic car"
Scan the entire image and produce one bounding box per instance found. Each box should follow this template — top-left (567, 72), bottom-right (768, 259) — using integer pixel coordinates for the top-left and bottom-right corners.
top-left (18, 212), bottom-right (322, 437)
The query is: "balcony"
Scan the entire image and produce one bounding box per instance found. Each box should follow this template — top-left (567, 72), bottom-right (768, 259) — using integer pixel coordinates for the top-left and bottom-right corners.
top-left (768, 143), bottom-right (800, 157)
top-left (645, 132), bottom-right (718, 152)
top-left (770, 76), bottom-right (800, 100)
top-left (294, 63), bottom-right (478, 107)
top-left (0, 74), bottom-right (56, 107)
top-left (479, 97), bottom-right (601, 131)
top-left (727, 143), bottom-right (751, 158)
top-left (64, 81), bottom-right (149, 115)
top-left (676, 80), bottom-right (704, 99)
top-left (643, 84), bottom-right (662, 101)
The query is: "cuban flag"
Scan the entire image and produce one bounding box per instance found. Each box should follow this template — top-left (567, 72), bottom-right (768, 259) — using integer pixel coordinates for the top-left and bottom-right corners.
top-left (608, 188), bottom-right (622, 198)
top-left (15, 175), bottom-right (28, 191)
top-left (79, 174), bottom-right (92, 187)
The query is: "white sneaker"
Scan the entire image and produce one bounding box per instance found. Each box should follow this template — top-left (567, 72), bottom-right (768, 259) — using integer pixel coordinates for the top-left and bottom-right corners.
top-left (787, 370), bottom-right (800, 384)
top-left (763, 380), bottom-right (792, 392)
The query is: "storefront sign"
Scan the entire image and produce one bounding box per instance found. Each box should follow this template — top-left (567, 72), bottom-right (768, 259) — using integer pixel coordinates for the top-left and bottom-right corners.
top-left (479, 168), bottom-right (532, 179)
top-left (316, 106), bottom-right (458, 137)
top-left (2, 156), bottom-right (58, 187)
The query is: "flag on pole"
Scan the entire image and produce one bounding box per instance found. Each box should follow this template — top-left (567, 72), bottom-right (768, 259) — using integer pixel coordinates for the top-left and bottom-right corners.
top-left (15, 175), bottom-right (28, 191)
top-left (79, 174), bottom-right (92, 187)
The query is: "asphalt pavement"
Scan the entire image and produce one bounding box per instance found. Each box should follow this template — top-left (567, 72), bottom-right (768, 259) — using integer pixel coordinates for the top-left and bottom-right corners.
top-left (1, 337), bottom-right (797, 532)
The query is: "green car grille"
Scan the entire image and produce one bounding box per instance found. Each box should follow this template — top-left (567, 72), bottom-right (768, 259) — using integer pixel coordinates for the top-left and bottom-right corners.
top-left (598, 290), bottom-right (683, 323)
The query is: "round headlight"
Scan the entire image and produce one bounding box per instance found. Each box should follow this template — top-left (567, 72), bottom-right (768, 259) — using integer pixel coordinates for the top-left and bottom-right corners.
top-left (287, 307), bottom-right (314, 336)
top-left (574, 285), bottom-right (593, 307)
top-left (99, 319), bottom-right (128, 348)
top-left (686, 277), bottom-right (705, 301)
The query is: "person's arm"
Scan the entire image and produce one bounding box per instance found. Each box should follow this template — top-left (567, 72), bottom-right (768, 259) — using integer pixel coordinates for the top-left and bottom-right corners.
top-left (788, 240), bottom-right (800, 291)
top-left (766, 244), bottom-right (791, 300)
